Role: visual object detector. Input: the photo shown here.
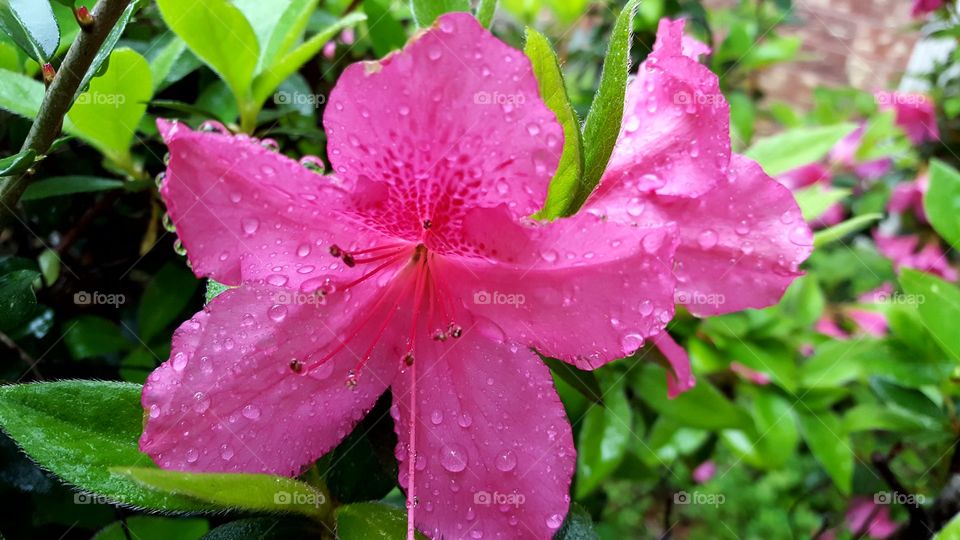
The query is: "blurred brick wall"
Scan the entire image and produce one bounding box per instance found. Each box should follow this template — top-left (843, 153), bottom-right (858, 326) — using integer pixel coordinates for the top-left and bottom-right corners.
top-left (703, 0), bottom-right (920, 107)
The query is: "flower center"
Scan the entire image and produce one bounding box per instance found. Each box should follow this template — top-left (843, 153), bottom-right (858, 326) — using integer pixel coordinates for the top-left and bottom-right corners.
top-left (296, 241), bottom-right (461, 386)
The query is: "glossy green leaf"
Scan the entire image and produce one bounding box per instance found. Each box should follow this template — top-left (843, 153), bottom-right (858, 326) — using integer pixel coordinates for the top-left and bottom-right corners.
top-left (93, 517), bottom-right (209, 540)
top-left (935, 510), bottom-right (960, 539)
top-left (410, 0), bottom-right (469, 27)
top-left (0, 67), bottom-right (44, 118)
top-left (156, 0), bottom-right (259, 108)
top-left (0, 267), bottom-right (38, 332)
top-left (900, 269), bottom-right (960, 363)
top-left (796, 410), bottom-right (853, 494)
top-left (634, 364), bottom-right (752, 431)
top-left (525, 28), bottom-right (584, 219)
top-left (793, 183), bottom-right (850, 221)
top-left (205, 279), bottom-right (231, 304)
top-left (63, 315), bottom-right (131, 360)
top-left (362, 0), bottom-right (406, 57)
top-left (138, 263), bottom-right (198, 343)
top-left (477, 0), bottom-right (497, 27)
top-left (21, 175), bottom-right (125, 200)
top-left (0, 380), bottom-right (210, 511)
top-left (751, 390), bottom-right (798, 468)
top-left (744, 123), bottom-right (857, 176)
top-left (256, 0), bottom-right (315, 73)
top-left (576, 0), bottom-right (639, 210)
top-left (544, 357), bottom-right (602, 405)
top-left (114, 467), bottom-right (331, 521)
top-left (0, 148), bottom-right (34, 176)
top-left (813, 213), bottom-right (882, 247)
top-left (554, 504), bottom-right (598, 539)
top-left (335, 502), bottom-right (428, 539)
top-left (74, 0), bottom-right (141, 99)
top-left (67, 48), bottom-right (153, 164)
top-left (201, 517), bottom-right (324, 540)
top-left (926, 159), bottom-right (960, 249)
top-left (575, 376), bottom-right (632, 498)
top-left (842, 403), bottom-right (934, 433)
top-left (0, 0), bottom-right (59, 62)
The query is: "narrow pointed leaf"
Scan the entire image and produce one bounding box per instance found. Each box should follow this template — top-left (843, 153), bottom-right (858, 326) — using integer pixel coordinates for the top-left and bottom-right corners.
top-left (812, 213), bottom-right (881, 247)
top-left (0, 148), bottom-right (35, 176)
top-left (0, 0), bottom-right (59, 62)
top-left (477, 0), bottom-right (497, 27)
top-left (744, 123), bottom-right (857, 177)
top-left (410, 0), bottom-right (469, 27)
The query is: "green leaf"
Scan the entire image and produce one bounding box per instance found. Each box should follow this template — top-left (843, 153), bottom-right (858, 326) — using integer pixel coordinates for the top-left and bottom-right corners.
top-left (744, 123), bottom-right (857, 177)
top-left (362, 0), bottom-right (407, 57)
top-left (575, 0), bottom-right (639, 210)
top-left (0, 0), bottom-right (59, 62)
top-left (554, 504), bottom-right (598, 539)
top-left (575, 376), bottom-right (632, 498)
top-left (156, 0), bottom-right (259, 110)
top-left (37, 247), bottom-right (60, 286)
top-left (794, 184), bottom-right (850, 221)
top-left (813, 213), bottom-right (882, 247)
top-left (900, 269), bottom-right (960, 363)
top-left (544, 357), bottom-right (602, 405)
top-left (842, 404), bottom-right (933, 433)
top-left (410, 0), bottom-right (469, 27)
top-left (67, 48), bottom-right (153, 164)
top-left (796, 410), bottom-right (853, 494)
top-left (335, 502), bottom-right (428, 539)
top-left (935, 509), bottom-right (960, 539)
top-left (93, 517), bottom-right (209, 540)
top-left (21, 175), bottom-right (125, 200)
top-left (148, 35), bottom-right (190, 92)
top-left (926, 159), bottom-right (960, 250)
top-left (0, 67), bottom-right (45, 118)
top-left (525, 28), bottom-right (584, 219)
top-left (201, 517), bottom-right (323, 540)
top-left (0, 148), bottom-right (34, 176)
top-left (138, 263), bottom-right (198, 343)
top-left (250, 13), bottom-right (367, 111)
top-left (257, 0), bottom-right (315, 73)
top-left (113, 467), bottom-right (331, 521)
top-left (205, 279), bottom-right (231, 304)
top-left (74, 0), bottom-right (141, 99)
top-left (0, 267), bottom-right (39, 332)
top-left (634, 364), bottom-right (752, 431)
top-left (64, 315), bottom-right (132, 360)
top-left (800, 339), bottom-right (891, 388)
top-left (751, 390), bottom-right (798, 468)
top-left (0, 380), bottom-right (211, 511)
top-left (477, 0), bottom-right (497, 27)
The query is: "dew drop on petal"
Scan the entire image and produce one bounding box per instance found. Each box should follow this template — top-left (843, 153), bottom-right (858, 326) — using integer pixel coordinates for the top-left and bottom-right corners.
top-left (242, 404), bottom-right (261, 420)
top-left (241, 217), bottom-right (260, 235)
top-left (495, 450), bottom-right (517, 472)
top-left (546, 514), bottom-right (564, 530)
top-left (440, 444), bottom-right (468, 472)
top-left (697, 229), bottom-right (718, 250)
top-left (172, 352), bottom-right (188, 371)
top-left (185, 448), bottom-right (199, 463)
top-left (268, 304), bottom-right (288, 322)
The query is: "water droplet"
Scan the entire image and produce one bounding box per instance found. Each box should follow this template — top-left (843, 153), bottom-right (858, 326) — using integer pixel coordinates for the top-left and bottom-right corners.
top-left (540, 249), bottom-right (558, 263)
top-left (526, 123), bottom-right (541, 136)
top-left (241, 217), bottom-right (259, 235)
top-left (439, 444), bottom-right (468, 472)
top-left (639, 300), bottom-right (654, 316)
top-left (172, 352), bottom-right (188, 371)
top-left (149, 404), bottom-right (160, 418)
top-left (546, 514), bottom-right (564, 529)
top-left (697, 229), bottom-right (718, 250)
top-left (431, 410), bottom-right (443, 425)
top-left (297, 243), bottom-right (312, 257)
top-left (185, 448), bottom-right (199, 463)
top-left (268, 304), bottom-right (288, 322)
top-left (495, 450), bottom-right (517, 472)
top-left (193, 392), bottom-right (210, 413)
top-left (428, 47), bottom-right (442, 60)
top-left (220, 444), bottom-right (234, 461)
top-left (266, 274), bottom-right (288, 287)
top-left (242, 404), bottom-right (261, 420)
top-left (620, 333), bottom-right (645, 355)
top-left (457, 413), bottom-right (473, 428)
top-left (788, 225), bottom-right (812, 246)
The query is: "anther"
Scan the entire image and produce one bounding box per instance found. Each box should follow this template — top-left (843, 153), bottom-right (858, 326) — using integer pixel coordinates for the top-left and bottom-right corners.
top-left (342, 253), bottom-right (356, 267)
top-left (448, 323), bottom-right (462, 338)
top-left (432, 330), bottom-right (447, 342)
top-left (329, 244), bottom-right (343, 257)
top-left (422, 219), bottom-right (432, 230)
top-left (403, 352), bottom-right (415, 366)
top-left (289, 359), bottom-right (303, 374)
top-left (346, 370), bottom-right (358, 390)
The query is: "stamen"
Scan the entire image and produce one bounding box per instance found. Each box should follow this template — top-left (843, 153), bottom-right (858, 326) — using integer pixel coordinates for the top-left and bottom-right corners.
top-left (422, 219), bottom-right (432, 230)
top-left (339, 253), bottom-right (405, 291)
top-left (289, 359), bottom-right (303, 374)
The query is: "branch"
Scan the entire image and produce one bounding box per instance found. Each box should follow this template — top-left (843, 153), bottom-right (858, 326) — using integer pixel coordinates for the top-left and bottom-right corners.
top-left (0, 0), bottom-right (133, 222)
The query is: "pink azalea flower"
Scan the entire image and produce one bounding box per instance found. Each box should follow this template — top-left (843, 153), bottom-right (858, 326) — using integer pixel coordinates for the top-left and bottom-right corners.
top-left (888, 173), bottom-right (928, 222)
top-left (692, 460), bottom-right (716, 483)
top-left (776, 163), bottom-right (845, 229)
top-left (847, 309), bottom-right (888, 337)
top-left (845, 497), bottom-right (899, 538)
top-left (876, 91), bottom-right (939, 146)
top-left (830, 125), bottom-right (893, 181)
top-left (730, 361), bottom-right (771, 385)
top-left (816, 315), bottom-right (849, 340)
top-left (913, 0), bottom-right (945, 17)
top-left (322, 40), bottom-right (336, 59)
top-left (587, 19), bottom-right (813, 322)
top-left (141, 14), bottom-right (684, 538)
top-left (875, 231), bottom-right (957, 281)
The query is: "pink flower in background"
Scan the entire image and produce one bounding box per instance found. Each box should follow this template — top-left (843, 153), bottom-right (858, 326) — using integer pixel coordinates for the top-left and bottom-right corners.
top-left (876, 91), bottom-right (939, 145)
top-left (730, 362), bottom-right (771, 385)
top-left (888, 173), bottom-right (928, 222)
top-left (588, 19), bottom-right (813, 386)
top-left (845, 498), bottom-right (899, 538)
top-left (913, 0), bottom-right (945, 17)
top-left (141, 13), bottom-right (684, 539)
top-left (775, 163), bottom-right (845, 228)
top-left (830, 126), bottom-right (893, 181)
top-left (322, 40), bottom-right (336, 59)
top-left (692, 460), bottom-right (716, 483)
top-left (875, 231), bottom-right (958, 281)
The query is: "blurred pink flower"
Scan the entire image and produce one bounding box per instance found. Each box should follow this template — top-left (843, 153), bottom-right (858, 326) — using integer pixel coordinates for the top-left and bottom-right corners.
top-left (322, 40), bottom-right (336, 59)
top-left (776, 164), bottom-right (844, 229)
top-left (888, 173), bottom-right (928, 222)
top-left (830, 125), bottom-right (893, 181)
top-left (875, 231), bottom-right (957, 281)
top-left (846, 497), bottom-right (899, 538)
top-left (730, 362), bottom-right (771, 385)
top-left (141, 13), bottom-right (686, 538)
top-left (816, 316), bottom-right (849, 339)
top-left (587, 19), bottom-right (813, 395)
top-left (913, 0), bottom-right (945, 17)
top-left (876, 91), bottom-right (939, 145)
top-left (847, 309), bottom-right (888, 337)
top-left (692, 460), bottom-right (716, 483)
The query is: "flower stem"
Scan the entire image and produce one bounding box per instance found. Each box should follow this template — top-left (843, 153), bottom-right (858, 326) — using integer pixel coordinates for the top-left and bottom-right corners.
top-left (0, 0), bottom-right (133, 224)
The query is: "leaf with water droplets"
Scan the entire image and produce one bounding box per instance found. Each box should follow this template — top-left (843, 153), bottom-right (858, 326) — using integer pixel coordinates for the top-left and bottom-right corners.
top-left (744, 123), bottom-right (856, 177)
top-left (112, 466), bottom-right (332, 521)
top-left (525, 28), bottom-right (585, 219)
top-left (410, 0), bottom-right (469, 27)
top-left (0, 0), bottom-right (59, 63)
top-left (926, 159), bottom-right (960, 251)
top-left (0, 380), bottom-right (211, 512)
top-left (335, 502), bottom-right (429, 539)
top-left (575, 0), bottom-right (640, 211)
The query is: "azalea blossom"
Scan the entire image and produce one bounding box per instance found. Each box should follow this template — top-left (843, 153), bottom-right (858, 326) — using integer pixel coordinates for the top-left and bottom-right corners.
top-left (587, 19), bottom-right (813, 359)
top-left (888, 172), bottom-right (928, 223)
top-left (876, 91), bottom-right (939, 146)
top-left (692, 460), bottom-right (716, 483)
top-left (830, 126), bottom-right (893, 181)
top-left (875, 231), bottom-right (957, 281)
top-left (913, 0), bottom-right (945, 17)
top-left (141, 13), bottom-right (686, 539)
top-left (775, 163), bottom-right (845, 228)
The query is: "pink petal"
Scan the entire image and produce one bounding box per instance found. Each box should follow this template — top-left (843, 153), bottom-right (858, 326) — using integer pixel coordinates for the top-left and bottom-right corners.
top-left (692, 460), bottom-right (716, 484)
top-left (887, 173), bottom-right (928, 223)
top-left (390, 330), bottom-right (575, 539)
top-left (776, 163), bottom-right (831, 191)
top-left (846, 497), bottom-right (899, 539)
top-left (876, 91), bottom-right (939, 145)
top-left (875, 231), bottom-right (958, 281)
top-left (913, 0), bottom-right (945, 16)
top-left (815, 316), bottom-right (849, 340)
top-left (652, 332), bottom-right (695, 397)
top-left (441, 205), bottom-right (679, 370)
top-left (139, 283), bottom-right (401, 475)
top-left (599, 18), bottom-right (730, 199)
top-left (158, 119), bottom-right (390, 290)
top-left (830, 126), bottom-right (892, 181)
top-left (730, 361), bottom-right (771, 385)
top-left (847, 309), bottom-right (888, 337)
top-left (323, 12), bottom-right (563, 223)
